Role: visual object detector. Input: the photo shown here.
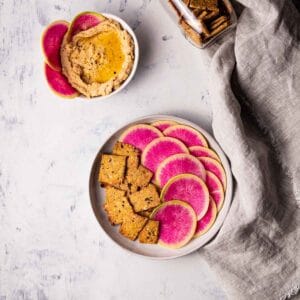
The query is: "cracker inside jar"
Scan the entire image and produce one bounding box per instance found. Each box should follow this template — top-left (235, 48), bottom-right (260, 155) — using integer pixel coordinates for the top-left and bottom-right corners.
top-left (168, 0), bottom-right (234, 47)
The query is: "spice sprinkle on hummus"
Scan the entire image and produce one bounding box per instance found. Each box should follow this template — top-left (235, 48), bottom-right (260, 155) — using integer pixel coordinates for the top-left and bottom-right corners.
top-left (60, 17), bottom-right (135, 98)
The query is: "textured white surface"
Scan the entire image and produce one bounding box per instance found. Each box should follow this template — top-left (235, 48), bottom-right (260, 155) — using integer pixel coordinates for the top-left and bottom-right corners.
top-left (0, 1), bottom-right (226, 299)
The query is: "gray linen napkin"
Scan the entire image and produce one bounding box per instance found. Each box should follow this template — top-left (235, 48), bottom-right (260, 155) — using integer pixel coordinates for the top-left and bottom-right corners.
top-left (198, 0), bottom-right (300, 299)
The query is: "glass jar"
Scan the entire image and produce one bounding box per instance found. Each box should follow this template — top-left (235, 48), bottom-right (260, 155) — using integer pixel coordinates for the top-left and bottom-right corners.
top-left (160, 0), bottom-right (237, 48)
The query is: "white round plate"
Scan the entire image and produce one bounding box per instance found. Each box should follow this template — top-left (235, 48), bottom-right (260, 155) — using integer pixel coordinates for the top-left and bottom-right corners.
top-left (89, 115), bottom-right (233, 259)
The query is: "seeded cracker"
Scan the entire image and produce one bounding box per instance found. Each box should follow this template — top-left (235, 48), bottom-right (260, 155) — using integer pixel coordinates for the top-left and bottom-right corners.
top-left (126, 165), bottom-right (153, 192)
top-left (138, 220), bottom-right (159, 244)
top-left (112, 141), bottom-right (140, 157)
top-left (99, 154), bottom-right (126, 186)
top-left (127, 155), bottom-right (139, 170)
top-left (119, 213), bottom-right (148, 240)
top-left (129, 184), bottom-right (160, 212)
top-left (105, 186), bottom-right (126, 199)
top-left (104, 187), bottom-right (133, 225)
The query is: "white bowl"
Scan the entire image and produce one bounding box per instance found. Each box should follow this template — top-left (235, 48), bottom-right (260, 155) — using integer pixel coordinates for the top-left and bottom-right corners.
top-left (82, 13), bottom-right (139, 100)
top-left (89, 115), bottom-right (233, 259)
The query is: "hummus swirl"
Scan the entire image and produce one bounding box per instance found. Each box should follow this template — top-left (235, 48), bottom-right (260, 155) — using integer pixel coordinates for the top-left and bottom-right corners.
top-left (61, 18), bottom-right (134, 98)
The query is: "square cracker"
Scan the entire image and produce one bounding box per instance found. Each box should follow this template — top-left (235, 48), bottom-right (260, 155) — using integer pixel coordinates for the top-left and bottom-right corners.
top-left (129, 184), bottom-right (160, 212)
top-left (119, 213), bottom-right (148, 240)
top-left (104, 187), bottom-right (133, 225)
top-left (112, 141), bottom-right (140, 157)
top-left (126, 165), bottom-right (153, 192)
top-left (105, 186), bottom-right (126, 200)
top-left (99, 154), bottom-right (127, 186)
top-left (127, 155), bottom-right (139, 170)
top-left (138, 220), bottom-right (159, 244)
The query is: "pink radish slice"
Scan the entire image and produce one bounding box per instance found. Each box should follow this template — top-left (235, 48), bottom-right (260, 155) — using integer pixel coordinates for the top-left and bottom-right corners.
top-left (151, 200), bottom-right (197, 249)
top-left (163, 125), bottom-right (208, 147)
top-left (45, 63), bottom-right (79, 98)
top-left (206, 171), bottom-right (225, 211)
top-left (156, 153), bottom-right (206, 188)
top-left (41, 20), bottom-right (69, 71)
top-left (119, 124), bottom-right (163, 151)
top-left (198, 157), bottom-right (227, 191)
top-left (161, 174), bottom-right (210, 220)
top-left (151, 120), bottom-right (178, 132)
top-left (68, 12), bottom-right (105, 39)
top-left (194, 197), bottom-right (217, 237)
top-left (141, 137), bottom-right (188, 173)
top-left (189, 146), bottom-right (220, 161)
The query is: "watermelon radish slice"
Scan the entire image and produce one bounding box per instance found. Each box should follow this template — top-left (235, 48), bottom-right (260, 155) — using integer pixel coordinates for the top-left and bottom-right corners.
top-left (161, 174), bottom-right (209, 220)
top-left (189, 146), bottom-right (220, 161)
top-left (44, 63), bottom-right (79, 98)
top-left (151, 200), bottom-right (197, 249)
top-left (67, 11), bottom-right (105, 40)
top-left (206, 171), bottom-right (225, 211)
top-left (194, 197), bottom-right (217, 238)
top-left (119, 124), bottom-right (163, 151)
top-left (156, 153), bottom-right (206, 188)
top-left (163, 125), bottom-right (208, 148)
top-left (141, 137), bottom-right (189, 173)
top-left (198, 157), bottom-right (227, 190)
top-left (151, 120), bottom-right (178, 132)
top-left (41, 20), bottom-right (69, 71)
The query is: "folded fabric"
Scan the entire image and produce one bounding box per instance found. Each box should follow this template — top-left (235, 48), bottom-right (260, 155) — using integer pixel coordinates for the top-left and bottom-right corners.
top-left (198, 0), bottom-right (300, 299)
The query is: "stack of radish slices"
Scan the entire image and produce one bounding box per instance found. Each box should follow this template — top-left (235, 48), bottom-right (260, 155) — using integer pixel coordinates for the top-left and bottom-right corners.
top-left (119, 120), bottom-right (226, 249)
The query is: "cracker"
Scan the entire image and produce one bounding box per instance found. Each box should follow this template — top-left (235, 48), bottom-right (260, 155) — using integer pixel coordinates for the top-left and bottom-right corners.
top-left (112, 141), bottom-right (140, 157)
top-left (126, 165), bottom-right (153, 192)
top-left (104, 187), bottom-right (133, 225)
top-left (179, 19), bottom-right (203, 46)
top-left (202, 8), bottom-right (219, 21)
top-left (209, 15), bottom-right (227, 30)
top-left (105, 186), bottom-right (126, 199)
top-left (209, 20), bottom-right (230, 37)
top-left (119, 213), bottom-right (148, 240)
top-left (138, 220), bottom-right (159, 244)
top-left (129, 184), bottom-right (160, 212)
top-left (127, 155), bottom-right (139, 170)
top-left (189, 0), bottom-right (217, 10)
top-left (99, 154), bottom-right (127, 186)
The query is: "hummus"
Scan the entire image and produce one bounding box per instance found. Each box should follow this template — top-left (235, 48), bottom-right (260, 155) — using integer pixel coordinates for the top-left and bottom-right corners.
top-left (61, 18), bottom-right (134, 98)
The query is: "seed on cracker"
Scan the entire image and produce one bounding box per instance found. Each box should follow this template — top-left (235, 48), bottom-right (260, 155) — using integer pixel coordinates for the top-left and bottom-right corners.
top-left (104, 187), bottom-right (133, 225)
top-left (138, 220), bottom-right (159, 244)
top-left (112, 141), bottom-right (140, 157)
top-left (129, 184), bottom-right (160, 212)
top-left (99, 154), bottom-right (127, 186)
top-left (119, 213), bottom-right (148, 240)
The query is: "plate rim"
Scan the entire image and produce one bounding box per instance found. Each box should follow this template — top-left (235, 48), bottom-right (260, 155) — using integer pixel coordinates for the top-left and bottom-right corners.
top-left (89, 114), bottom-right (233, 260)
